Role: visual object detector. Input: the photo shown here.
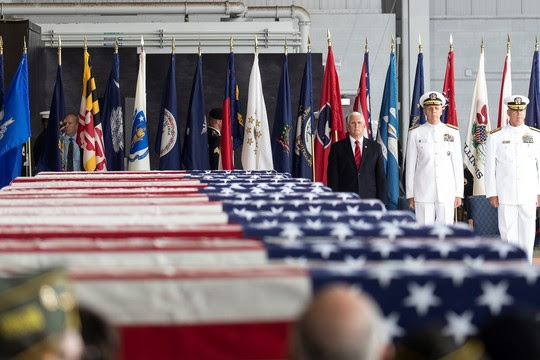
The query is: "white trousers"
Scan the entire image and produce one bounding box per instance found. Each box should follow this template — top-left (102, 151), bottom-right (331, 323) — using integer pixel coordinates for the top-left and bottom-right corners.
top-left (415, 201), bottom-right (454, 225)
top-left (498, 204), bottom-right (536, 263)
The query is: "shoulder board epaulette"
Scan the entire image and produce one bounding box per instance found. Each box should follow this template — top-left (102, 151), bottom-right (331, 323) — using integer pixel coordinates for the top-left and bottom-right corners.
top-left (489, 127), bottom-right (502, 134)
top-left (445, 123), bottom-right (459, 130)
top-left (529, 126), bottom-right (540, 133)
top-left (409, 124), bottom-right (421, 131)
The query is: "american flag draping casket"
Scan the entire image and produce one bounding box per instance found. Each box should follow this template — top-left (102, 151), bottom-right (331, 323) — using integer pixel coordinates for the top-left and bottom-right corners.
top-left (244, 222), bottom-right (475, 241)
top-left (0, 170), bottom-right (536, 360)
top-left (265, 238), bottom-right (528, 263)
top-left (311, 263), bottom-right (540, 343)
top-left (0, 238), bottom-right (267, 268)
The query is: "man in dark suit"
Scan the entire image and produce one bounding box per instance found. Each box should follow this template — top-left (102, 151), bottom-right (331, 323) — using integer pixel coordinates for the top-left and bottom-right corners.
top-left (327, 112), bottom-right (387, 204)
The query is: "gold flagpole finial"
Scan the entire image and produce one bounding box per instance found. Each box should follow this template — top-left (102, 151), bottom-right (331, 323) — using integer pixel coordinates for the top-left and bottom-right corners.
top-left (171, 37), bottom-right (175, 53)
top-left (327, 29), bottom-right (331, 47)
top-left (308, 36), bottom-right (311, 52)
top-left (506, 33), bottom-right (510, 54)
top-left (284, 38), bottom-right (288, 55)
top-left (536, 35), bottom-right (539, 51)
top-left (83, 36), bottom-right (87, 52)
top-left (254, 36), bottom-right (258, 55)
top-left (198, 41), bottom-right (202, 56)
top-left (140, 36), bottom-right (144, 52)
top-left (480, 38), bottom-right (484, 53)
top-left (365, 36), bottom-right (369, 53)
top-left (0, 36), bottom-right (3, 55)
top-left (23, 36), bottom-right (27, 54)
top-left (449, 33), bottom-right (454, 51)
top-left (391, 34), bottom-right (395, 52)
top-left (419, 34), bottom-right (423, 53)
top-left (114, 37), bottom-right (119, 54)
top-left (58, 36), bottom-right (62, 65)
top-left (230, 36), bottom-right (233, 52)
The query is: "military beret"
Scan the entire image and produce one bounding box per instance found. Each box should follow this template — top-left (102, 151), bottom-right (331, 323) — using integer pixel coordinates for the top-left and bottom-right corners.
top-left (209, 108), bottom-right (222, 120)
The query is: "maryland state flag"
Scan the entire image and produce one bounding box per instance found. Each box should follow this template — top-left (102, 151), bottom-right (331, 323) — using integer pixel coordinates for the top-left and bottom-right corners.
top-left (77, 49), bottom-right (106, 171)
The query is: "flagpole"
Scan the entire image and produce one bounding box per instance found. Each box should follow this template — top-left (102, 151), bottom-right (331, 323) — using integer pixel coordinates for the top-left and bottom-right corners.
top-left (58, 37), bottom-right (66, 171)
top-left (307, 36), bottom-right (316, 181)
top-left (22, 37), bottom-right (33, 177)
top-left (365, 36), bottom-right (368, 53)
top-left (327, 29), bottom-right (339, 143)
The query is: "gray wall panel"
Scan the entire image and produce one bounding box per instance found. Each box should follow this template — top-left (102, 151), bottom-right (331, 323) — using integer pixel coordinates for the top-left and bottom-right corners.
top-left (496, 0), bottom-right (522, 15)
top-left (472, 0), bottom-right (497, 16)
top-left (430, 0), bottom-right (447, 16)
top-left (447, 0), bottom-right (472, 16)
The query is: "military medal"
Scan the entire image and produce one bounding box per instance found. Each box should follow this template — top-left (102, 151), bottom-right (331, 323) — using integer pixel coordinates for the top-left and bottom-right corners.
top-left (522, 133), bottom-right (533, 143)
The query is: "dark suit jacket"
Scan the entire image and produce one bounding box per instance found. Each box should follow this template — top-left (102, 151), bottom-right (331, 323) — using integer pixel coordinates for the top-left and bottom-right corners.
top-left (327, 137), bottom-right (388, 204)
top-left (208, 127), bottom-right (221, 170)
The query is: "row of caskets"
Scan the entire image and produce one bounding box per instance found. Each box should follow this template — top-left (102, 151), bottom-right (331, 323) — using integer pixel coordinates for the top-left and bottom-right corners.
top-left (1, 170), bottom-right (539, 360)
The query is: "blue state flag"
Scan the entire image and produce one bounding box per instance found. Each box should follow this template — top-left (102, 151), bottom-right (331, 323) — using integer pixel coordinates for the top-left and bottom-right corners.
top-left (0, 53), bottom-right (30, 187)
top-left (36, 64), bottom-right (64, 173)
top-left (182, 54), bottom-right (210, 170)
top-left (409, 51), bottom-right (425, 129)
top-left (271, 53), bottom-right (293, 173)
top-left (376, 51), bottom-right (400, 210)
top-left (102, 52), bottom-right (124, 170)
top-left (155, 53), bottom-right (181, 170)
top-left (293, 52), bottom-right (314, 179)
top-left (227, 52), bottom-right (244, 150)
top-left (527, 48), bottom-right (540, 129)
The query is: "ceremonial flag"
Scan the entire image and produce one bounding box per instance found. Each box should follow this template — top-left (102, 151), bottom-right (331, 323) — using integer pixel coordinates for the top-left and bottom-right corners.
top-left (409, 46), bottom-right (425, 129)
top-left (221, 51), bottom-right (243, 169)
top-left (526, 43), bottom-right (540, 129)
top-left (464, 46), bottom-right (490, 195)
top-left (441, 36), bottom-right (458, 127)
top-left (0, 52), bottom-right (30, 187)
top-left (353, 43), bottom-right (373, 139)
top-left (271, 52), bottom-right (293, 173)
top-left (77, 48), bottom-right (106, 171)
top-left (36, 64), bottom-right (64, 172)
top-left (101, 50), bottom-right (124, 171)
top-left (241, 51), bottom-right (273, 170)
top-left (293, 52), bottom-right (314, 180)
top-left (128, 43), bottom-right (150, 170)
top-left (377, 48), bottom-right (399, 210)
top-left (155, 53), bottom-right (181, 170)
top-left (497, 37), bottom-right (512, 128)
top-left (183, 53), bottom-right (210, 170)
top-left (314, 38), bottom-right (345, 185)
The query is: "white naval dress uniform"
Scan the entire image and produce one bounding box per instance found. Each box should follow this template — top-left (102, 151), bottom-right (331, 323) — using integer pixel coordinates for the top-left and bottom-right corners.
top-left (485, 124), bottom-right (540, 262)
top-left (406, 121), bottom-right (464, 225)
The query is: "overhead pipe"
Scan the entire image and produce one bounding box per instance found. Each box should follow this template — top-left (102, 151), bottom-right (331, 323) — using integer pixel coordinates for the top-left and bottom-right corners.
top-left (244, 6), bottom-right (311, 52)
top-left (0, 2), bottom-right (247, 16)
top-left (0, 2), bottom-right (311, 52)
